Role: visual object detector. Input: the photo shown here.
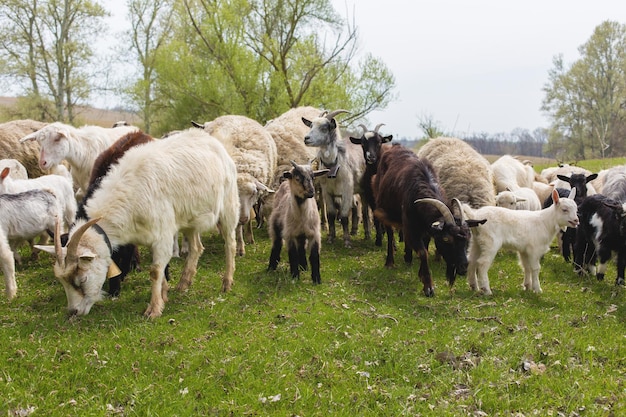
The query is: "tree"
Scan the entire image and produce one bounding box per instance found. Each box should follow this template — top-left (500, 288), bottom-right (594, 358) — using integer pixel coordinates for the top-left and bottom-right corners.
top-left (542, 21), bottom-right (626, 159)
top-left (0, 0), bottom-right (107, 122)
top-left (124, 0), bottom-right (174, 133)
top-left (148, 0), bottom-right (395, 133)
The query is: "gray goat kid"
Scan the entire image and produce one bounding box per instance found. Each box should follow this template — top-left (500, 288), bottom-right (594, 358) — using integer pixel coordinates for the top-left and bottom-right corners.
top-left (301, 110), bottom-right (367, 248)
top-left (0, 189), bottom-right (60, 299)
top-left (268, 161), bottom-right (329, 283)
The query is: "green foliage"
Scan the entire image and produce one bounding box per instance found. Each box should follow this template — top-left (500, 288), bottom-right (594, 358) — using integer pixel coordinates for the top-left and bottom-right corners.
top-left (2, 194), bottom-right (626, 415)
top-left (543, 20), bottom-right (626, 159)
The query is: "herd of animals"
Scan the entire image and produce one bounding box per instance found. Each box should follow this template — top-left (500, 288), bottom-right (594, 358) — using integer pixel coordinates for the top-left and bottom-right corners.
top-left (0, 108), bottom-right (625, 319)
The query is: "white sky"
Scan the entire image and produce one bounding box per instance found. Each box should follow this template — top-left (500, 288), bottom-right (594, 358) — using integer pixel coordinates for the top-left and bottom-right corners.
top-left (103, 0), bottom-right (626, 138)
top-left (331, 0), bottom-right (626, 138)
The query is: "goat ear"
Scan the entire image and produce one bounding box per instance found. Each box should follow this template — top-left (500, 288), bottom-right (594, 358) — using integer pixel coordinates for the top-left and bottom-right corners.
top-left (430, 221), bottom-right (444, 231)
top-left (552, 188), bottom-right (560, 204)
top-left (0, 167), bottom-right (9, 180)
top-left (567, 187), bottom-right (577, 200)
top-left (556, 174), bottom-right (570, 182)
top-left (301, 117), bottom-right (312, 128)
top-left (34, 244), bottom-right (64, 258)
top-left (586, 173), bottom-right (598, 182)
top-left (313, 169), bottom-right (330, 178)
top-left (19, 131), bottom-right (39, 143)
top-left (382, 135), bottom-right (393, 143)
top-left (516, 197), bottom-right (527, 202)
top-left (282, 171), bottom-right (293, 180)
top-left (467, 219), bottom-right (487, 228)
top-left (349, 136), bottom-right (362, 145)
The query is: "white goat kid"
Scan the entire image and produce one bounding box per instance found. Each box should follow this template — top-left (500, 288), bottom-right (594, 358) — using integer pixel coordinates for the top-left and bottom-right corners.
top-left (463, 188), bottom-right (579, 295)
top-left (0, 189), bottom-right (60, 299)
top-left (19, 122), bottom-right (137, 197)
top-left (36, 128), bottom-right (240, 318)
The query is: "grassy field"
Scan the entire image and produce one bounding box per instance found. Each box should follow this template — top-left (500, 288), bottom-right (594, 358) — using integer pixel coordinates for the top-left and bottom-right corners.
top-left (2, 159), bottom-right (626, 416)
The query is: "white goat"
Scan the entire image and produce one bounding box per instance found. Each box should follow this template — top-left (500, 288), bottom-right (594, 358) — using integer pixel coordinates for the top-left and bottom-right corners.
top-left (495, 187), bottom-right (541, 211)
top-left (0, 159), bottom-right (28, 180)
top-left (0, 189), bottom-right (60, 299)
top-left (19, 122), bottom-right (137, 196)
top-left (462, 188), bottom-right (579, 295)
top-left (267, 161), bottom-right (328, 283)
top-left (0, 167), bottom-right (76, 230)
top-left (36, 128), bottom-right (240, 318)
top-left (302, 109), bottom-right (366, 247)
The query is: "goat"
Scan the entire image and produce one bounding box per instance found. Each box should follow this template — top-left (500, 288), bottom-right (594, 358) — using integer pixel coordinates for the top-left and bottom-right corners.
top-left (76, 130), bottom-right (157, 297)
top-left (573, 194), bottom-right (626, 286)
top-left (19, 122), bottom-right (137, 196)
top-left (0, 159), bottom-right (28, 180)
top-left (35, 128), bottom-right (240, 318)
top-left (268, 161), bottom-right (329, 283)
top-left (0, 189), bottom-right (60, 299)
top-left (349, 123), bottom-right (392, 246)
top-left (462, 188), bottom-right (579, 295)
top-left (372, 144), bottom-right (483, 296)
top-left (302, 109), bottom-right (367, 248)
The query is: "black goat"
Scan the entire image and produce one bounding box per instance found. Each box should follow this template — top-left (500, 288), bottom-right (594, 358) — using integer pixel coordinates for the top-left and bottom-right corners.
top-left (573, 194), bottom-right (626, 286)
top-left (372, 144), bottom-right (483, 297)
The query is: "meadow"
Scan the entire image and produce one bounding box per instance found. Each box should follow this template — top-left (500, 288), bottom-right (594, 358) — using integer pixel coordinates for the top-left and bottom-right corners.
top-left (2, 157), bottom-right (626, 416)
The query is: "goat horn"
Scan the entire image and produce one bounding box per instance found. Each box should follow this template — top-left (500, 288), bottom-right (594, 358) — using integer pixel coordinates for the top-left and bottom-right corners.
top-left (65, 217), bottom-right (102, 264)
top-left (414, 198), bottom-right (455, 225)
top-left (325, 109), bottom-right (349, 120)
top-left (190, 121), bottom-right (204, 128)
top-left (358, 124), bottom-right (368, 134)
top-left (289, 160), bottom-right (298, 169)
top-left (318, 110), bottom-right (329, 118)
top-left (374, 123), bottom-right (385, 133)
top-left (54, 217), bottom-right (63, 266)
top-left (451, 198), bottom-right (464, 223)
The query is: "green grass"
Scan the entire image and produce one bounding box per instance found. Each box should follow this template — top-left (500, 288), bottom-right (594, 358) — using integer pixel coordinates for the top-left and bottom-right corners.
top-left (3, 158), bottom-right (626, 416)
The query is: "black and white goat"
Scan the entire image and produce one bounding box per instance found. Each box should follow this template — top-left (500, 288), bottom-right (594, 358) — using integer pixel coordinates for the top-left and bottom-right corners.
top-left (302, 110), bottom-right (367, 248)
top-left (573, 194), bottom-right (626, 286)
top-left (268, 161), bottom-right (329, 283)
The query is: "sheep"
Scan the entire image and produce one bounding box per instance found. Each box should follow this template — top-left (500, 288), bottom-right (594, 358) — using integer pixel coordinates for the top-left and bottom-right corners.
top-left (19, 122), bottom-right (138, 196)
top-left (76, 130), bottom-right (157, 297)
top-left (416, 137), bottom-right (496, 208)
top-left (263, 106), bottom-right (323, 227)
top-left (0, 159), bottom-right (28, 180)
top-left (0, 167), bottom-right (76, 231)
top-left (35, 128), bottom-right (240, 318)
top-left (0, 189), bottom-right (61, 299)
top-left (491, 155), bottom-right (535, 193)
top-left (495, 187), bottom-right (542, 211)
top-left (192, 115), bottom-right (278, 256)
top-left (461, 188), bottom-right (579, 295)
top-left (302, 109), bottom-right (367, 248)
top-left (349, 123), bottom-right (393, 245)
top-left (596, 165), bottom-right (626, 203)
top-left (267, 161), bottom-right (329, 283)
top-left (0, 119), bottom-right (48, 178)
top-left (372, 144), bottom-right (484, 296)
top-left (573, 194), bottom-right (626, 285)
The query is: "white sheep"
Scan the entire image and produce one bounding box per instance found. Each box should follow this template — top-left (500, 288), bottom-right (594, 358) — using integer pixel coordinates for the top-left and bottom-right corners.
top-left (462, 188), bottom-right (579, 295)
top-left (0, 167), bottom-right (77, 231)
top-left (193, 115), bottom-right (278, 256)
top-left (0, 189), bottom-right (61, 299)
top-left (36, 128), bottom-right (240, 318)
top-left (416, 137), bottom-right (496, 208)
top-left (267, 161), bottom-right (328, 283)
top-left (598, 165), bottom-right (626, 202)
top-left (19, 122), bottom-right (137, 196)
top-left (491, 154), bottom-right (536, 193)
top-left (0, 119), bottom-right (48, 178)
top-left (495, 187), bottom-right (542, 211)
top-left (302, 109), bottom-right (367, 247)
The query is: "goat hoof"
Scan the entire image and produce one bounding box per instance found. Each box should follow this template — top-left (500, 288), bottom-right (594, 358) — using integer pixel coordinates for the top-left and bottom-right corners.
top-left (423, 287), bottom-right (435, 297)
top-left (597, 273), bottom-right (605, 281)
top-left (616, 277), bottom-right (625, 286)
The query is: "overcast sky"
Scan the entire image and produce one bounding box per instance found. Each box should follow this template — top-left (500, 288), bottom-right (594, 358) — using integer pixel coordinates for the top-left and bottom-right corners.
top-left (104, 1), bottom-right (626, 138)
top-left (330, 0), bottom-right (626, 139)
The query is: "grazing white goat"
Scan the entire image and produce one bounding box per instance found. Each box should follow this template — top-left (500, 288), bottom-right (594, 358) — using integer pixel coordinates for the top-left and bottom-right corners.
top-left (36, 128), bottom-right (240, 318)
top-left (462, 188), bottom-right (579, 295)
top-left (268, 161), bottom-right (328, 283)
top-left (302, 109), bottom-right (367, 247)
top-left (0, 167), bottom-right (76, 230)
top-left (0, 189), bottom-right (60, 299)
top-left (19, 122), bottom-right (137, 196)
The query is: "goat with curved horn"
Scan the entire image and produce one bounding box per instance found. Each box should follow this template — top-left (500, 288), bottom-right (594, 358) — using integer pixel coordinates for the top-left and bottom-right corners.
top-left (415, 198), bottom-right (456, 225)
